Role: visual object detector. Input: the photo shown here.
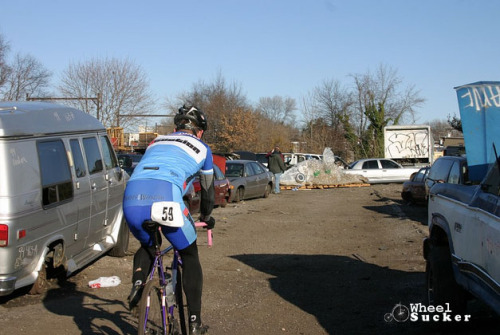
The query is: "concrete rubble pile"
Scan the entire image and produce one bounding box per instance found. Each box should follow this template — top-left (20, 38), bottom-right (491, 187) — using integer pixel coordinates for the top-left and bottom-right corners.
top-left (280, 148), bottom-right (366, 187)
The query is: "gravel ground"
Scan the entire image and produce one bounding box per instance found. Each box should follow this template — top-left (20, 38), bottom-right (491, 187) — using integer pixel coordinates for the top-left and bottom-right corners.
top-left (0, 183), bottom-right (498, 334)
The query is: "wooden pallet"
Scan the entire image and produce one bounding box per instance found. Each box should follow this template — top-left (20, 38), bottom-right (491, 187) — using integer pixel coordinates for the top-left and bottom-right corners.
top-left (280, 183), bottom-right (370, 190)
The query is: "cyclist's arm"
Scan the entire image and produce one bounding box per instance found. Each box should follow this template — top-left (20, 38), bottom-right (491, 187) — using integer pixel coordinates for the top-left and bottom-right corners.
top-left (199, 172), bottom-right (215, 221)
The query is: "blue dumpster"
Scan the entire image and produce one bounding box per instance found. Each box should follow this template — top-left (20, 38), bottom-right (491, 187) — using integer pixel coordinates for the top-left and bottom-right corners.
top-left (455, 81), bottom-right (500, 182)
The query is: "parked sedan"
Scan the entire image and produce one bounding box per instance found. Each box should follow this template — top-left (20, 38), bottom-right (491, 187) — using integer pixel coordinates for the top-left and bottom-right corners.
top-left (192, 164), bottom-right (231, 208)
top-left (344, 158), bottom-right (420, 184)
top-left (184, 154), bottom-right (231, 213)
top-left (183, 183), bottom-right (201, 214)
top-left (401, 166), bottom-right (430, 204)
top-left (225, 160), bottom-right (274, 202)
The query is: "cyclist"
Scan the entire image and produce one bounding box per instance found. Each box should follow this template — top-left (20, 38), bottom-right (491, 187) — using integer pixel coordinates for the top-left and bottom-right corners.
top-left (123, 105), bottom-right (215, 335)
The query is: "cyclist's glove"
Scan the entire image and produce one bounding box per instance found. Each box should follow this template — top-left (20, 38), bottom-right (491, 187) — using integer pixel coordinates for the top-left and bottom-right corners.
top-left (199, 216), bottom-right (215, 230)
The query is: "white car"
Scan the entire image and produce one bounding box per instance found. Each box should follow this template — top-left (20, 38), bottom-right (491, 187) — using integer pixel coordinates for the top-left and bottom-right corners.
top-left (344, 158), bottom-right (420, 184)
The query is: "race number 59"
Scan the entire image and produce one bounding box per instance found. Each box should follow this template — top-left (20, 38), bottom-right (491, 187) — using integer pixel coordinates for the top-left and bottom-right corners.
top-left (151, 202), bottom-right (184, 227)
top-left (162, 206), bottom-right (174, 221)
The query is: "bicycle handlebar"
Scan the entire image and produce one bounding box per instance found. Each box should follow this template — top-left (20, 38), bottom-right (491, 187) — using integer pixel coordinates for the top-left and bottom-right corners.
top-left (194, 222), bottom-right (213, 247)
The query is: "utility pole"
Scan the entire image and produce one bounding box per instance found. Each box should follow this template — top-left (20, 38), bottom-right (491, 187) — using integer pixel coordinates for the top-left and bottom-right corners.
top-left (26, 93), bottom-right (101, 120)
top-left (26, 94), bottom-right (173, 127)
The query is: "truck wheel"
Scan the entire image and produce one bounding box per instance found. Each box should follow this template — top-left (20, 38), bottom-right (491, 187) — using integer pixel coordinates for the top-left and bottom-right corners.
top-left (401, 191), bottom-right (412, 203)
top-left (29, 264), bottom-right (48, 295)
top-left (426, 245), bottom-right (467, 314)
top-left (109, 218), bottom-right (130, 257)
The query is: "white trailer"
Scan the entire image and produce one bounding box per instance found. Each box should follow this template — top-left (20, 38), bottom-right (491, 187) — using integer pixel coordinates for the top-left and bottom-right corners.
top-left (384, 125), bottom-right (434, 167)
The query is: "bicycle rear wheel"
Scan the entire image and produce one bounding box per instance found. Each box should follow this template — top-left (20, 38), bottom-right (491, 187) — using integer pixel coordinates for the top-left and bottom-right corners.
top-left (138, 280), bottom-right (166, 335)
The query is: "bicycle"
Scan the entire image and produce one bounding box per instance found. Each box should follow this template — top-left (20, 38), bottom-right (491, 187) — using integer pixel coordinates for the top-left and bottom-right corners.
top-left (136, 215), bottom-right (213, 335)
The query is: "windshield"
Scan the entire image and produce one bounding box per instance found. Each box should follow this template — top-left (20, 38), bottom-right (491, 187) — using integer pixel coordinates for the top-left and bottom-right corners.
top-left (348, 161), bottom-right (359, 169)
top-left (226, 163), bottom-right (244, 177)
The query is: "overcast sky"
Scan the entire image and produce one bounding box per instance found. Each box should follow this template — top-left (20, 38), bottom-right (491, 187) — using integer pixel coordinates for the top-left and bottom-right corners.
top-left (2, 0), bottom-right (499, 126)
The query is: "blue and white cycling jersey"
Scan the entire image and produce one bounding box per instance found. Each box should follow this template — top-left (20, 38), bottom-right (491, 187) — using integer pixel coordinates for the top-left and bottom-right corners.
top-left (130, 131), bottom-right (213, 192)
top-left (124, 131), bottom-right (214, 249)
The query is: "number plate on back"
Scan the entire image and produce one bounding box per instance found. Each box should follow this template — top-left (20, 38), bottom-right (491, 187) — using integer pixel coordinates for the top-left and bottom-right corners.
top-left (151, 202), bottom-right (184, 227)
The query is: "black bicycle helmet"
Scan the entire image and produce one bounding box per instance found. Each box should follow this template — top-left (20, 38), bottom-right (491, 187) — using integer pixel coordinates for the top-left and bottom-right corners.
top-left (174, 105), bottom-right (208, 132)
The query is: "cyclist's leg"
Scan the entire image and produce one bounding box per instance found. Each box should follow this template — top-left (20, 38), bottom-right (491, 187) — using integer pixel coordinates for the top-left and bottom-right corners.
top-left (178, 241), bottom-right (203, 324)
top-left (123, 179), bottom-right (173, 307)
top-left (132, 244), bottom-right (155, 283)
top-left (160, 186), bottom-right (206, 331)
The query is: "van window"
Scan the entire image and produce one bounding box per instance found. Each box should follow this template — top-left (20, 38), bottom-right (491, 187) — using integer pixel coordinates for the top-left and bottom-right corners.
top-left (70, 139), bottom-right (87, 178)
top-left (100, 136), bottom-right (118, 170)
top-left (37, 140), bottom-right (73, 206)
top-left (83, 137), bottom-right (103, 174)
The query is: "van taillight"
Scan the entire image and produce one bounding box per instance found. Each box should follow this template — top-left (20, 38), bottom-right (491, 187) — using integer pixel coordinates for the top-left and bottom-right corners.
top-left (0, 225), bottom-right (8, 247)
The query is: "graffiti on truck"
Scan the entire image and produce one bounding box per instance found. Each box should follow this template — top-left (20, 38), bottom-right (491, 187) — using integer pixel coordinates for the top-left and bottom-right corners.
top-left (385, 130), bottom-right (431, 159)
top-left (14, 245), bottom-right (38, 269)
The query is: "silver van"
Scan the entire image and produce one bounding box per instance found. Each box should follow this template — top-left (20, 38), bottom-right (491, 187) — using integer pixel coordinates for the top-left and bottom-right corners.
top-left (0, 102), bottom-right (129, 296)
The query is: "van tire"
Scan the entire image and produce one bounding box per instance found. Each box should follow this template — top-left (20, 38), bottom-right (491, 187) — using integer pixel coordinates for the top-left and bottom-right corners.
top-left (109, 219), bottom-right (130, 257)
top-left (29, 264), bottom-right (48, 295)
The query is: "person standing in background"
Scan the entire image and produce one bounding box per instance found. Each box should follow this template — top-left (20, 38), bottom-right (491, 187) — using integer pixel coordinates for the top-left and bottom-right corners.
top-left (266, 145), bottom-right (286, 194)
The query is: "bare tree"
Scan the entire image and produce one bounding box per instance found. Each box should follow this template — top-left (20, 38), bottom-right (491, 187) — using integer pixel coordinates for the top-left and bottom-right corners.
top-left (298, 93), bottom-right (329, 153)
top-left (256, 95), bottom-right (297, 125)
top-left (299, 93), bottom-right (317, 147)
top-left (313, 79), bottom-right (353, 129)
top-left (169, 72), bottom-right (301, 153)
top-left (349, 64), bottom-right (425, 158)
top-left (297, 80), bottom-right (354, 155)
top-left (217, 106), bottom-right (259, 152)
top-left (351, 64), bottom-right (425, 135)
top-left (427, 118), bottom-right (457, 144)
top-left (2, 53), bottom-right (51, 101)
top-left (0, 33), bottom-right (10, 89)
top-left (58, 57), bottom-right (157, 129)
top-left (173, 72), bottom-right (250, 150)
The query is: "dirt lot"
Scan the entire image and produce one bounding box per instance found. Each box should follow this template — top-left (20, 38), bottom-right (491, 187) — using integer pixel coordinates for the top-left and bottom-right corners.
top-left (0, 183), bottom-right (498, 334)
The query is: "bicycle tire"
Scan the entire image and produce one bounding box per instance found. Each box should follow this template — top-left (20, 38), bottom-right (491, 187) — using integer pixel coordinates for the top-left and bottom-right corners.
top-left (175, 267), bottom-right (189, 335)
top-left (138, 280), bottom-right (166, 335)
